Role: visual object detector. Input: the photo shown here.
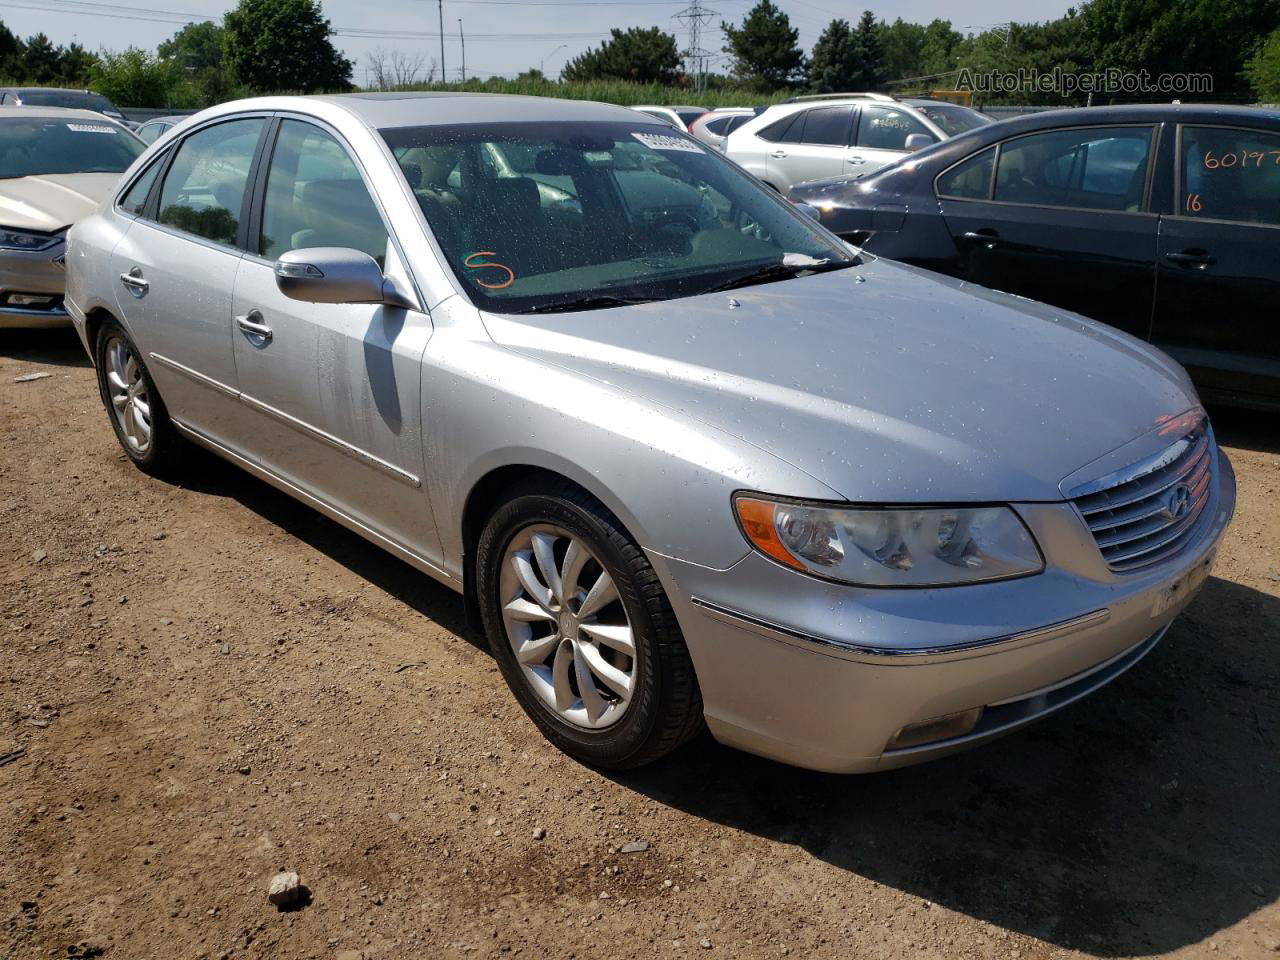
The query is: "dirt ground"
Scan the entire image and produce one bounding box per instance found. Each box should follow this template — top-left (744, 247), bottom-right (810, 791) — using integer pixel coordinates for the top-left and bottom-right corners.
top-left (1, 328), bottom-right (1277, 960)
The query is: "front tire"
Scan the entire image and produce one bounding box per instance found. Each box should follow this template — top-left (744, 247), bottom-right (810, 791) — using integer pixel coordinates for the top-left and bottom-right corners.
top-left (94, 317), bottom-right (185, 479)
top-left (476, 480), bottom-right (703, 769)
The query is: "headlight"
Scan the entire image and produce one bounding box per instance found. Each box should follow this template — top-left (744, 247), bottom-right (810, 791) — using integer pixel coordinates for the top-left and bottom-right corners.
top-left (0, 228), bottom-right (61, 252)
top-left (734, 495), bottom-right (1043, 587)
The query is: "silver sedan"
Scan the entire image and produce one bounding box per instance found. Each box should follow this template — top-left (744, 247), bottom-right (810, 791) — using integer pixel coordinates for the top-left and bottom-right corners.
top-left (65, 93), bottom-right (1234, 773)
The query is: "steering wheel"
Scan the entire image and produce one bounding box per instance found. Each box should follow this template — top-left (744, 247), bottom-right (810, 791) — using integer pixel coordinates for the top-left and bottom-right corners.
top-left (645, 210), bottom-right (700, 253)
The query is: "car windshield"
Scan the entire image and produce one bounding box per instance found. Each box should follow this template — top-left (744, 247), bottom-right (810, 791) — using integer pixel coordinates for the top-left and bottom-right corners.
top-left (910, 103), bottom-right (993, 137)
top-left (13, 90), bottom-right (119, 113)
top-left (382, 120), bottom-right (855, 313)
top-left (0, 116), bottom-right (143, 178)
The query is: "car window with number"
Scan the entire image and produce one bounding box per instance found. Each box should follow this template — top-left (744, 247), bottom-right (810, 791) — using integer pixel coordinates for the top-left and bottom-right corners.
top-left (1179, 125), bottom-right (1280, 227)
top-left (156, 118), bottom-right (264, 246)
top-left (856, 105), bottom-right (934, 151)
top-left (994, 126), bottom-right (1152, 212)
top-left (259, 119), bottom-right (389, 266)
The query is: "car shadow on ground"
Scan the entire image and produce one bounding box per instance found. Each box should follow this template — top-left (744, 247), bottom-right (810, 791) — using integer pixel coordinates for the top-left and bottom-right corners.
top-left (0, 328), bottom-right (91, 368)
top-left (610, 575), bottom-right (1280, 956)
top-left (1209, 405), bottom-right (1280, 455)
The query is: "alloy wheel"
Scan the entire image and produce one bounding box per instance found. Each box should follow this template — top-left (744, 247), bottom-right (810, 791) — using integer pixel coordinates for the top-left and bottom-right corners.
top-left (104, 335), bottom-right (152, 455)
top-left (499, 524), bottom-right (636, 729)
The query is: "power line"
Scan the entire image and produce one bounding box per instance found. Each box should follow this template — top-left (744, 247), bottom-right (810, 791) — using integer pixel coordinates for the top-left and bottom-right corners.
top-left (672, 0), bottom-right (716, 93)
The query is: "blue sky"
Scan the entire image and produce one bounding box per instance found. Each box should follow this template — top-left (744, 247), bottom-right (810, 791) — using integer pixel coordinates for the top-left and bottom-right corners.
top-left (0, 0), bottom-right (1078, 85)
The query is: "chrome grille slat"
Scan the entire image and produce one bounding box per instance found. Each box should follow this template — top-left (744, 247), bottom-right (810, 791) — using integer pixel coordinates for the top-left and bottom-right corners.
top-left (1072, 428), bottom-right (1215, 574)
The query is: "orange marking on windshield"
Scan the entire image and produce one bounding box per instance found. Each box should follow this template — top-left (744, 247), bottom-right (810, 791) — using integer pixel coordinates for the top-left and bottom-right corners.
top-left (463, 251), bottom-right (515, 290)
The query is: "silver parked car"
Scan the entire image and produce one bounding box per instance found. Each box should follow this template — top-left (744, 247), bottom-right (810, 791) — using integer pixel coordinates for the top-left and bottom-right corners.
top-left (66, 93), bottom-right (1234, 774)
top-left (0, 105), bottom-right (143, 328)
top-left (725, 93), bottom-right (992, 193)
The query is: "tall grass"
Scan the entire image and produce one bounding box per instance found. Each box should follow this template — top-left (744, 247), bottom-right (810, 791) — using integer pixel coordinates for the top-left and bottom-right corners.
top-left (380, 78), bottom-right (791, 108)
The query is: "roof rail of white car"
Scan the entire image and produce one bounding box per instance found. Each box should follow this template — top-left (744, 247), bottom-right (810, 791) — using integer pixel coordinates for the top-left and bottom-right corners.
top-left (783, 92), bottom-right (897, 104)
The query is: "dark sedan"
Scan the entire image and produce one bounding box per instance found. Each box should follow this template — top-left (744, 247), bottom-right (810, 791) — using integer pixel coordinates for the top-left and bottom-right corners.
top-left (790, 104), bottom-right (1280, 410)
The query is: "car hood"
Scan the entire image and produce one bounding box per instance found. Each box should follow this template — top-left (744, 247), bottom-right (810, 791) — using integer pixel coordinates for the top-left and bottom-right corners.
top-left (481, 257), bottom-right (1199, 503)
top-left (0, 172), bottom-right (121, 232)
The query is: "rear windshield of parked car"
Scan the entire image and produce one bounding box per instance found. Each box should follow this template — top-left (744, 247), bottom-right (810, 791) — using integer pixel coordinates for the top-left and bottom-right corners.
top-left (0, 117), bottom-right (143, 178)
top-left (382, 120), bottom-right (854, 313)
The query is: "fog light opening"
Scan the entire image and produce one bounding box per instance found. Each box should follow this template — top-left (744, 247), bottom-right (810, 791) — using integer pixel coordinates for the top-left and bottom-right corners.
top-left (886, 706), bottom-right (984, 751)
top-left (5, 292), bottom-right (60, 308)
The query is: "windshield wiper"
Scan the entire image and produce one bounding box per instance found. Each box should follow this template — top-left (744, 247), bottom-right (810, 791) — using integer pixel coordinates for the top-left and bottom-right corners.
top-left (519, 294), bottom-right (664, 314)
top-left (696, 257), bottom-right (853, 296)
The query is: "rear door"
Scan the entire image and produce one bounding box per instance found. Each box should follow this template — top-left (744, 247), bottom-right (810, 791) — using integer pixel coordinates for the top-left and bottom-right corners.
top-left (936, 124), bottom-right (1159, 340)
top-left (849, 104), bottom-right (939, 176)
top-left (109, 115), bottom-right (268, 443)
top-left (228, 116), bottom-right (439, 560)
top-left (764, 105), bottom-right (855, 190)
top-left (1152, 123), bottom-right (1280, 406)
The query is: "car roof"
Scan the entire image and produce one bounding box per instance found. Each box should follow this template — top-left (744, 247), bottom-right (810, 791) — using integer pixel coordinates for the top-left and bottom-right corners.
top-left (0, 104), bottom-right (125, 123)
top-left (985, 102), bottom-right (1280, 133)
top-left (315, 92), bottom-right (667, 128)
top-left (0, 86), bottom-right (96, 94)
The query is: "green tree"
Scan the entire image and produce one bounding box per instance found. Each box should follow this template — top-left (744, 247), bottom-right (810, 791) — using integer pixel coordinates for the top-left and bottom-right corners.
top-left (880, 18), bottom-right (926, 81)
top-left (850, 10), bottom-right (885, 88)
top-left (222, 0), bottom-right (352, 93)
top-left (89, 48), bottom-right (176, 108)
top-left (20, 34), bottom-right (61, 83)
top-left (561, 27), bottom-right (681, 84)
top-left (159, 21), bottom-right (225, 72)
top-left (808, 19), bottom-right (858, 92)
top-left (1246, 26), bottom-right (1280, 101)
top-left (722, 0), bottom-right (805, 90)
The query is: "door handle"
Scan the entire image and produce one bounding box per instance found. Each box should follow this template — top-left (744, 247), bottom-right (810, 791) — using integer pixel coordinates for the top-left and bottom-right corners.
top-left (769, 149), bottom-right (788, 159)
top-left (236, 310), bottom-right (273, 344)
top-left (1165, 250), bottom-right (1215, 269)
top-left (847, 155), bottom-right (866, 165)
top-left (118, 267), bottom-right (149, 298)
top-left (962, 229), bottom-right (1000, 247)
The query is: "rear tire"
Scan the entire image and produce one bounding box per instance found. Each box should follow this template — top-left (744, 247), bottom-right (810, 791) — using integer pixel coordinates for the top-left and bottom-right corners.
top-left (477, 479), bottom-right (703, 769)
top-left (94, 317), bottom-right (186, 480)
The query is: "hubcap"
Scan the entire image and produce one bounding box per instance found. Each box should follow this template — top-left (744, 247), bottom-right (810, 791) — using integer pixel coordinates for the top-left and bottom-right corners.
top-left (499, 524), bottom-right (636, 730)
top-left (104, 336), bottom-right (152, 455)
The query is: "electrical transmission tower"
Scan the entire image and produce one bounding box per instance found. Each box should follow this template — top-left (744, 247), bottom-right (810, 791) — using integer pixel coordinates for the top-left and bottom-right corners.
top-left (673, 0), bottom-right (717, 93)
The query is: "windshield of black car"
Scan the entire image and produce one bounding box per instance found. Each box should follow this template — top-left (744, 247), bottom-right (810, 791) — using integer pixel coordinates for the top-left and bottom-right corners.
top-left (381, 120), bottom-right (854, 313)
top-left (912, 103), bottom-right (993, 136)
top-left (14, 91), bottom-right (118, 113)
top-left (0, 117), bottom-right (143, 178)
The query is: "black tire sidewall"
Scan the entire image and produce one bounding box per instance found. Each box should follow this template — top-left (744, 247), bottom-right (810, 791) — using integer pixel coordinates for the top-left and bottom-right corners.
top-left (477, 490), bottom-right (671, 768)
top-left (94, 318), bottom-right (176, 475)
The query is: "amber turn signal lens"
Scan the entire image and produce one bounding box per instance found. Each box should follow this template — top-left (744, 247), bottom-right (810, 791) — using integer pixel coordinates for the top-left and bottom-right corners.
top-left (885, 707), bottom-right (984, 751)
top-left (734, 496), bottom-right (805, 570)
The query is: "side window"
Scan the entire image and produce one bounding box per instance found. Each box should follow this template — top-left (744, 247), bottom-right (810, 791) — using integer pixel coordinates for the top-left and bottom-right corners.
top-left (1180, 125), bottom-right (1280, 227)
top-left (157, 118), bottom-right (264, 246)
top-left (800, 106), bottom-right (854, 146)
top-left (856, 105), bottom-right (935, 151)
top-left (703, 116), bottom-right (732, 136)
top-left (757, 112), bottom-right (804, 144)
top-left (724, 114), bottom-right (751, 135)
top-left (937, 146), bottom-right (995, 200)
top-left (119, 156), bottom-right (164, 215)
top-left (259, 119), bottom-right (389, 266)
top-left (994, 126), bottom-right (1153, 212)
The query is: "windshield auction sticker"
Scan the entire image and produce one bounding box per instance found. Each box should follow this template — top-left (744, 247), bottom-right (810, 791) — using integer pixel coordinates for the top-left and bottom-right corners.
top-left (631, 132), bottom-right (702, 153)
top-left (66, 123), bottom-right (117, 134)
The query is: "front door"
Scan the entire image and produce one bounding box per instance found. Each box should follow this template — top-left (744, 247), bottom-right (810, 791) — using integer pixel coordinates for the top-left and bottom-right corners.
top-left (228, 117), bottom-right (439, 561)
top-left (937, 124), bottom-right (1160, 340)
top-left (1151, 123), bottom-right (1280, 407)
top-left (848, 104), bottom-right (938, 177)
top-left (109, 116), bottom-right (267, 443)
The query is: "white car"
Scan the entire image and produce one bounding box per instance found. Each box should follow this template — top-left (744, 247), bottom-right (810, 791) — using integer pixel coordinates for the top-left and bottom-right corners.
top-left (725, 94), bottom-right (991, 193)
top-left (688, 107), bottom-right (757, 150)
top-left (628, 105), bottom-right (708, 132)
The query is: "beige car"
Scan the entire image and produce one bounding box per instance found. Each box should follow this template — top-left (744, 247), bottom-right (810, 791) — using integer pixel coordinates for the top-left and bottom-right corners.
top-left (0, 105), bottom-right (143, 328)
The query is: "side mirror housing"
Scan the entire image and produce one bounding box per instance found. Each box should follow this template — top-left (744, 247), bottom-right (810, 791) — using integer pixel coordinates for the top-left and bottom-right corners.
top-left (274, 247), bottom-right (415, 309)
top-left (904, 133), bottom-right (933, 153)
top-left (790, 201), bottom-right (822, 222)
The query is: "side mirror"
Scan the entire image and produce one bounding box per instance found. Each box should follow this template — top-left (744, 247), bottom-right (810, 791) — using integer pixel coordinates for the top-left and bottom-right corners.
top-left (904, 133), bottom-right (933, 153)
top-left (274, 247), bottom-right (416, 309)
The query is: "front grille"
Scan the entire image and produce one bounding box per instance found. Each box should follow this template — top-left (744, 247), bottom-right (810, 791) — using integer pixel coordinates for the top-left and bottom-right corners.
top-left (1073, 429), bottom-right (1214, 573)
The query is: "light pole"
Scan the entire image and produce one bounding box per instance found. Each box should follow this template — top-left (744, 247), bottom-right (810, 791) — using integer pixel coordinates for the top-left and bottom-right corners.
top-left (459, 18), bottom-right (466, 84)
top-left (540, 43), bottom-right (566, 77)
top-left (437, 0), bottom-right (446, 84)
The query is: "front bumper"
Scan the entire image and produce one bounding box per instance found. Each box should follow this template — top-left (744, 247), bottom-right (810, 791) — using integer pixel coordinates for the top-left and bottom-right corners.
top-left (651, 448), bottom-right (1236, 773)
top-left (0, 243), bottom-right (71, 329)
